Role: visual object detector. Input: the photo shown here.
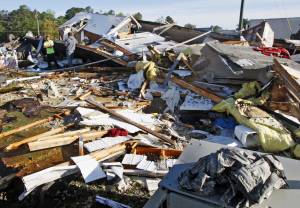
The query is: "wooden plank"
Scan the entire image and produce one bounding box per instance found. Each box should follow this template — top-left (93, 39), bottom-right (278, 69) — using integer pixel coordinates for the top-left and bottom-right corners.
top-left (85, 98), bottom-right (175, 146)
top-left (273, 58), bottom-right (300, 103)
top-left (5, 124), bottom-right (73, 151)
top-left (21, 141), bottom-right (134, 196)
top-left (28, 131), bottom-right (108, 151)
top-left (77, 45), bottom-right (128, 66)
top-left (133, 147), bottom-right (182, 158)
top-left (37, 128), bottom-right (91, 141)
top-left (0, 112), bottom-right (65, 140)
top-left (170, 76), bottom-right (224, 103)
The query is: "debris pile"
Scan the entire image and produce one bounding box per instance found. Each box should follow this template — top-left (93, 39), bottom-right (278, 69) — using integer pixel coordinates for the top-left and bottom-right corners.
top-left (179, 148), bottom-right (287, 207)
top-left (0, 11), bottom-right (300, 208)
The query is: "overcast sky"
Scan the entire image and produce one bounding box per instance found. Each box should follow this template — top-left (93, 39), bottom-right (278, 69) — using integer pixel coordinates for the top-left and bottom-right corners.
top-left (2, 0), bottom-right (299, 29)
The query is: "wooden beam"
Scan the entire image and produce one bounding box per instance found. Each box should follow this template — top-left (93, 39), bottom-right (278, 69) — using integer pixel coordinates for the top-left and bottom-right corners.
top-left (37, 128), bottom-right (91, 141)
top-left (133, 147), bottom-right (182, 158)
top-left (5, 124), bottom-right (74, 151)
top-left (170, 76), bottom-right (224, 103)
top-left (28, 131), bottom-right (108, 151)
top-left (85, 98), bottom-right (175, 146)
top-left (0, 112), bottom-right (66, 140)
top-left (273, 58), bottom-right (300, 103)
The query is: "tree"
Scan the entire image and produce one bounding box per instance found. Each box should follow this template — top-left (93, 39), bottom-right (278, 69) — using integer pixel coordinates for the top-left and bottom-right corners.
top-left (56, 16), bottom-right (66, 26)
top-left (41, 18), bottom-right (58, 38)
top-left (65, 7), bottom-right (85, 20)
top-left (116, 12), bottom-right (125, 17)
top-left (236, 18), bottom-right (249, 30)
top-left (165, 16), bottom-right (174, 24)
top-left (85, 6), bottom-right (94, 13)
top-left (184, 23), bottom-right (196, 29)
top-left (243, 18), bottom-right (249, 29)
top-left (8, 5), bottom-right (36, 37)
top-left (133, 12), bottom-right (142, 20)
top-left (103, 9), bottom-right (115, 16)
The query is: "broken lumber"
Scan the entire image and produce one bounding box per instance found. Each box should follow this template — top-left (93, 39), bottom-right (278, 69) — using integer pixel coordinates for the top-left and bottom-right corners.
top-left (171, 76), bottom-right (224, 103)
top-left (133, 147), bottom-right (182, 158)
top-left (20, 141), bottom-right (134, 199)
top-left (5, 124), bottom-right (74, 151)
top-left (28, 130), bottom-right (108, 151)
top-left (37, 128), bottom-right (91, 141)
top-left (85, 98), bottom-right (175, 146)
top-left (273, 58), bottom-right (300, 103)
top-left (0, 112), bottom-right (66, 140)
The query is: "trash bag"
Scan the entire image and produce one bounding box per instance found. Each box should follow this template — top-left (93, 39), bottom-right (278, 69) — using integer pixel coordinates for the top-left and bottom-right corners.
top-left (213, 98), bottom-right (295, 152)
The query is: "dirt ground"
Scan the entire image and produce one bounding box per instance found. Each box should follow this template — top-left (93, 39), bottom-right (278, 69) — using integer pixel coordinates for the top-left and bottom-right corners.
top-left (0, 174), bottom-right (150, 208)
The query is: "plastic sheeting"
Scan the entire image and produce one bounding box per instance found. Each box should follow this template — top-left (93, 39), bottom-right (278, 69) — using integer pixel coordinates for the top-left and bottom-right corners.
top-left (178, 148), bottom-right (287, 208)
top-left (127, 70), bottom-right (145, 90)
top-left (213, 98), bottom-right (295, 152)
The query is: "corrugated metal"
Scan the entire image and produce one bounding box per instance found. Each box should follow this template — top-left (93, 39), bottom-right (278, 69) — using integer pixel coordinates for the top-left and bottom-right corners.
top-left (249, 17), bottom-right (300, 40)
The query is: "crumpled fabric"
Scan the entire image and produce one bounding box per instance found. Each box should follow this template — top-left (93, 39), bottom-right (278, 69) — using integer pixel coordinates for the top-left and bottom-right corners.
top-left (213, 98), bottom-right (294, 152)
top-left (135, 61), bottom-right (159, 81)
top-left (107, 128), bottom-right (128, 137)
top-left (178, 148), bottom-right (287, 208)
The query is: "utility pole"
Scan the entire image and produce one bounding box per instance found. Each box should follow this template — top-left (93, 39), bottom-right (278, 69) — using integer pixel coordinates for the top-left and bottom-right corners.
top-left (35, 12), bottom-right (40, 36)
top-left (238, 0), bottom-right (245, 31)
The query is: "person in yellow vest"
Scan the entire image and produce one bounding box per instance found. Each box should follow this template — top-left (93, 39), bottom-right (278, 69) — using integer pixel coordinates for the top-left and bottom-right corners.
top-left (44, 35), bottom-right (59, 69)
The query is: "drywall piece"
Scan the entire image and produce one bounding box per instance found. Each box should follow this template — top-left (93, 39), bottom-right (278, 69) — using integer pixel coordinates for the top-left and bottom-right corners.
top-left (180, 93), bottom-right (214, 111)
top-left (136, 159), bottom-right (157, 172)
top-left (71, 155), bottom-right (106, 183)
top-left (234, 125), bottom-right (259, 148)
top-left (80, 109), bottom-right (160, 134)
top-left (84, 136), bottom-right (130, 153)
top-left (134, 134), bottom-right (163, 147)
top-left (102, 162), bottom-right (124, 179)
top-left (166, 159), bottom-right (177, 169)
top-left (20, 164), bottom-right (77, 200)
top-left (206, 135), bottom-right (242, 147)
top-left (146, 179), bottom-right (161, 195)
top-left (161, 86), bottom-right (180, 113)
top-left (76, 107), bottom-right (109, 120)
top-left (122, 154), bottom-right (147, 166)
